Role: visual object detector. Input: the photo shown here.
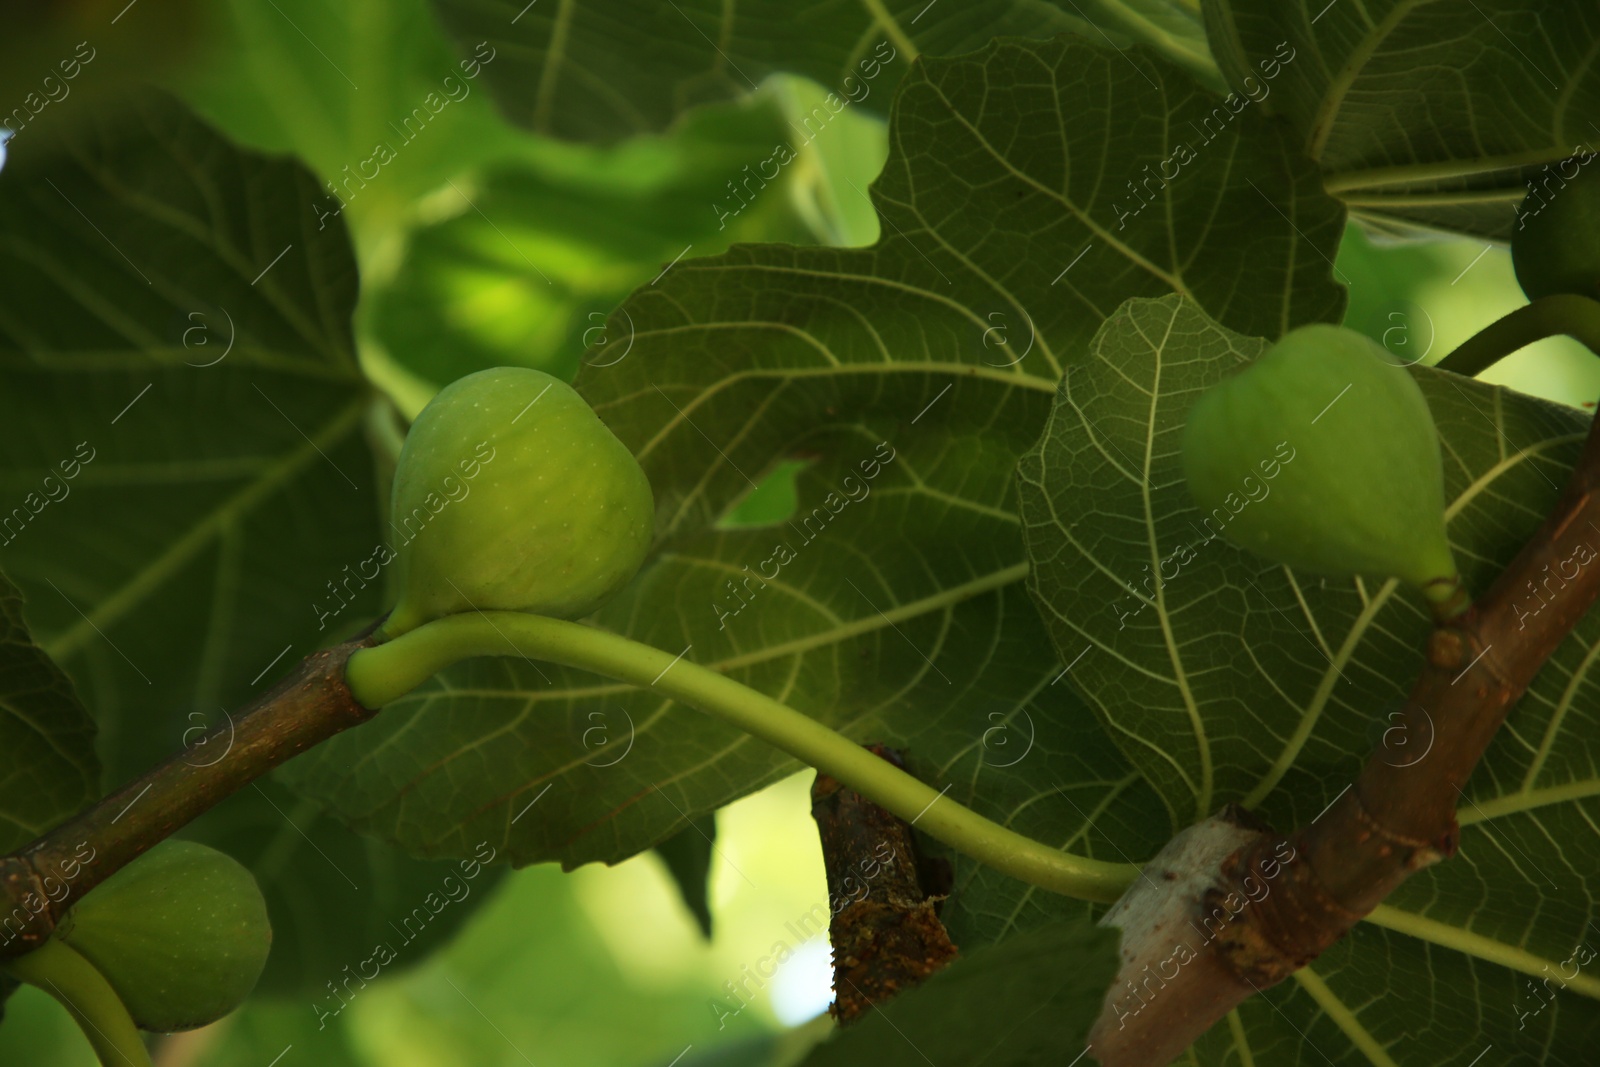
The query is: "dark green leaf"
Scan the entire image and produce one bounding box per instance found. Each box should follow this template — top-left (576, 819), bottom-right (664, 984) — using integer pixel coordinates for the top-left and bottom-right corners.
top-left (798, 918), bottom-right (1118, 1066)
top-left (1019, 292), bottom-right (1600, 1061)
top-left (655, 814), bottom-right (716, 939)
top-left (0, 571), bottom-right (98, 855)
top-left (0, 90), bottom-right (383, 784)
top-left (1203, 0), bottom-right (1600, 238)
top-left (427, 0), bottom-right (1102, 142)
top-left (1189, 922), bottom-right (1600, 1065)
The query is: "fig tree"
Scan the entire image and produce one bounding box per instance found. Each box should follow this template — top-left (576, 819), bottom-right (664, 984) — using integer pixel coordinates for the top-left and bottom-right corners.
top-left (383, 367), bottom-right (654, 637)
top-left (56, 839), bottom-right (271, 1032)
top-left (1512, 155), bottom-right (1600, 301)
top-left (1182, 324), bottom-right (1460, 606)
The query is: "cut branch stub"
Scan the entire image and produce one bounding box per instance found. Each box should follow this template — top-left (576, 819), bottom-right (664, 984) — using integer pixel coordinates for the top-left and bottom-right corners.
top-left (811, 745), bottom-right (959, 1024)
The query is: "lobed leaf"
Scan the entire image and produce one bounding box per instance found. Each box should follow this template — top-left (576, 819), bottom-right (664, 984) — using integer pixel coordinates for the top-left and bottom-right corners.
top-left (1204, 0), bottom-right (1600, 238)
top-left (1020, 292), bottom-right (1600, 1061)
top-left (0, 91), bottom-right (500, 989)
top-left (282, 34), bottom-right (1341, 903)
top-left (428, 0), bottom-right (1217, 142)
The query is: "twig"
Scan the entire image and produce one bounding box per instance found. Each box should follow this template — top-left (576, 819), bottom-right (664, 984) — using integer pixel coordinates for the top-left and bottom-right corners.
top-left (0, 637), bottom-right (376, 959)
top-left (1087, 399), bottom-right (1600, 1065)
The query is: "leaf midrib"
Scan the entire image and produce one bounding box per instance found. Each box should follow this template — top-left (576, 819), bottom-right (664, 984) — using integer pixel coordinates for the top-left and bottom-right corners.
top-left (1306, 0), bottom-right (1439, 162)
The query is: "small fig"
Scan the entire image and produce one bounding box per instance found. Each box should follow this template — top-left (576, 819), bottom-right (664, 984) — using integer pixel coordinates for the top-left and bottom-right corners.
top-left (1512, 156), bottom-right (1600, 301)
top-left (384, 367), bottom-right (654, 636)
top-left (57, 839), bottom-right (271, 1032)
top-left (1182, 324), bottom-right (1460, 605)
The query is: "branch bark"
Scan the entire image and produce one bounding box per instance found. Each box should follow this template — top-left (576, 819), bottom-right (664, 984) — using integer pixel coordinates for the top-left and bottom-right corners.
top-left (0, 636), bottom-right (377, 959)
top-left (1088, 397), bottom-right (1600, 1065)
top-left (812, 744), bottom-right (959, 1024)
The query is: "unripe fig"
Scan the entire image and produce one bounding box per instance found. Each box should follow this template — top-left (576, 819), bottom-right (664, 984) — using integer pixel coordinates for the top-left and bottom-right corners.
top-left (1182, 324), bottom-right (1460, 605)
top-left (383, 367), bottom-right (654, 636)
top-left (1512, 156), bottom-right (1600, 301)
top-left (57, 839), bottom-right (271, 1032)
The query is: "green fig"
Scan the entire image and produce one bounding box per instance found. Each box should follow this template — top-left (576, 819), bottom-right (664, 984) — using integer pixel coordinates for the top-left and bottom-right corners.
top-left (1182, 324), bottom-right (1460, 606)
top-left (56, 839), bottom-right (271, 1033)
top-left (383, 367), bottom-right (655, 636)
top-left (1512, 154), bottom-right (1600, 301)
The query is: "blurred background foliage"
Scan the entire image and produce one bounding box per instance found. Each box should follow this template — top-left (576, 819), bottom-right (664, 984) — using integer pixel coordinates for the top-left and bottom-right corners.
top-left (0, 0), bottom-right (1590, 1064)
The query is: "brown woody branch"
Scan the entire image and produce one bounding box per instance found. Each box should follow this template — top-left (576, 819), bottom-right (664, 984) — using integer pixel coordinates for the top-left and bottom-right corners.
top-left (811, 744), bottom-right (959, 1024)
top-left (1088, 403), bottom-right (1600, 1064)
top-left (0, 636), bottom-right (377, 959)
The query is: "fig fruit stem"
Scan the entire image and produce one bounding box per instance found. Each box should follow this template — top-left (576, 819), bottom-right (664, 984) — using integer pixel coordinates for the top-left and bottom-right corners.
top-left (1421, 572), bottom-right (1471, 623)
top-left (345, 612), bottom-right (1140, 904)
top-left (3, 938), bottom-right (152, 1067)
top-left (1435, 293), bottom-right (1600, 378)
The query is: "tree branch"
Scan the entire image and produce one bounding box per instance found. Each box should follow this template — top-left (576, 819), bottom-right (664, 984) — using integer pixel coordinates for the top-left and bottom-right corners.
top-left (12, 293), bottom-right (1594, 1054)
top-left (1087, 400), bottom-right (1600, 1065)
top-left (0, 636), bottom-right (377, 960)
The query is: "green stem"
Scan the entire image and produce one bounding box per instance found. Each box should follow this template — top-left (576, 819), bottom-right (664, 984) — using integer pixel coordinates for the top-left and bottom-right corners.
top-left (1421, 572), bottom-right (1471, 623)
top-left (3, 939), bottom-right (151, 1067)
top-left (346, 613), bottom-right (1140, 904)
top-left (1434, 294), bottom-right (1600, 378)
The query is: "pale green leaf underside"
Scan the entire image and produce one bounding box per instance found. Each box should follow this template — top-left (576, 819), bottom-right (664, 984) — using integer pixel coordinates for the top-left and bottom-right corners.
top-left (282, 36), bottom-right (1341, 885)
top-left (430, 0), bottom-right (1217, 142)
top-left (1187, 930), bottom-right (1600, 1066)
top-left (1021, 293), bottom-right (1600, 1061)
top-left (1204, 0), bottom-right (1600, 239)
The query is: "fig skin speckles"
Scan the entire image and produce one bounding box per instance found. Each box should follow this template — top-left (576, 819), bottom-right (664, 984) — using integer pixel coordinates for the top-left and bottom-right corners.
top-left (384, 367), bottom-right (654, 636)
top-left (1182, 324), bottom-right (1458, 596)
top-left (56, 840), bottom-right (271, 1032)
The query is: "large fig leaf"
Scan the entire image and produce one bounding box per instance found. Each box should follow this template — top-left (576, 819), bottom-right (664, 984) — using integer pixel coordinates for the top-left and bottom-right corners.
top-left (428, 0), bottom-right (1218, 142)
top-left (0, 91), bottom-right (380, 784)
top-left (1203, 0), bottom-right (1600, 239)
top-left (282, 34), bottom-right (1341, 893)
top-left (0, 91), bottom-right (500, 992)
top-left (0, 569), bottom-right (98, 1020)
top-left (1021, 292), bottom-right (1600, 1062)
